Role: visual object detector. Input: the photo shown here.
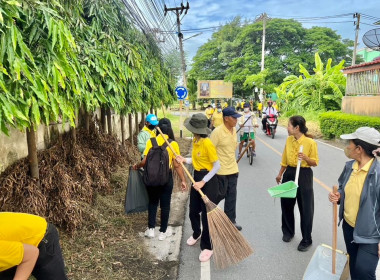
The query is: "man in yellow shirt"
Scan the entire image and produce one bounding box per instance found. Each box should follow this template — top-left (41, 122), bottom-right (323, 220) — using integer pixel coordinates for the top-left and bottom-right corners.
top-left (0, 212), bottom-right (67, 280)
top-left (210, 107), bottom-right (243, 231)
top-left (211, 104), bottom-right (223, 129)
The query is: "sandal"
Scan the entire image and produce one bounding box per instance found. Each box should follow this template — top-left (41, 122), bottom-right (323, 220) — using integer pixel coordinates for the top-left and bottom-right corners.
top-left (199, 249), bottom-right (213, 262)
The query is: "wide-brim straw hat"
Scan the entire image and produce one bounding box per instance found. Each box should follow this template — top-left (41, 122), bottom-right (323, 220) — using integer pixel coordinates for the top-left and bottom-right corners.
top-left (184, 113), bottom-right (212, 135)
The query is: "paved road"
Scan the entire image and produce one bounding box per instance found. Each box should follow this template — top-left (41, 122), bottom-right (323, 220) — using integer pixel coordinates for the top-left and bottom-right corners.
top-left (178, 122), bottom-right (352, 280)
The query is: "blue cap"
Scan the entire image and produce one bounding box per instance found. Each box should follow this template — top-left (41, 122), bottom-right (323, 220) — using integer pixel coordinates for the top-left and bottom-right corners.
top-left (222, 107), bottom-right (242, 118)
top-left (146, 114), bottom-right (159, 125)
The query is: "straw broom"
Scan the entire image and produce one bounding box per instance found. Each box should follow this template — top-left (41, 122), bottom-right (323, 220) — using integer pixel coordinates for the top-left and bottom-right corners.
top-left (156, 127), bottom-right (253, 269)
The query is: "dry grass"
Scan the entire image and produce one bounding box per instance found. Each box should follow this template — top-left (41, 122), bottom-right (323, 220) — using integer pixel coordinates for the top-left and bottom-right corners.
top-left (278, 117), bottom-right (322, 138)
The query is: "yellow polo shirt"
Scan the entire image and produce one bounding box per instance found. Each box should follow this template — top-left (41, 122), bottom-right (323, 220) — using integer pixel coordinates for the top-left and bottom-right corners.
top-left (344, 158), bottom-right (374, 227)
top-left (205, 108), bottom-right (214, 120)
top-left (212, 111), bottom-right (223, 128)
top-left (210, 124), bottom-right (239, 175)
top-left (281, 135), bottom-right (319, 168)
top-left (143, 134), bottom-right (180, 168)
top-left (0, 212), bottom-right (47, 272)
top-left (192, 138), bottom-right (218, 171)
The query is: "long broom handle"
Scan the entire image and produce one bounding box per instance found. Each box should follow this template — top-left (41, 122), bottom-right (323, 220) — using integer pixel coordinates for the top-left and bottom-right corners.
top-left (332, 185), bottom-right (338, 274)
top-left (236, 115), bottom-right (252, 134)
top-left (156, 127), bottom-right (206, 197)
top-left (294, 145), bottom-right (304, 185)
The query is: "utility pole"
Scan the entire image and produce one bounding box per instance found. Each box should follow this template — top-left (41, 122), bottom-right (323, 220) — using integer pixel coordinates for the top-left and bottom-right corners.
top-left (255, 13), bottom-right (268, 101)
top-left (352, 13), bottom-right (361, 66)
top-left (164, 2), bottom-right (189, 138)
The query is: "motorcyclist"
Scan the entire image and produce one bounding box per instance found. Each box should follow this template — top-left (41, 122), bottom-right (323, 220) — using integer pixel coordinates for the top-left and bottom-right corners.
top-left (261, 101), bottom-right (278, 133)
top-left (238, 103), bottom-right (258, 158)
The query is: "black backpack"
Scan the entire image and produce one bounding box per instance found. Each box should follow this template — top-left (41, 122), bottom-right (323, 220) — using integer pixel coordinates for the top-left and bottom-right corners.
top-left (143, 137), bottom-right (171, 187)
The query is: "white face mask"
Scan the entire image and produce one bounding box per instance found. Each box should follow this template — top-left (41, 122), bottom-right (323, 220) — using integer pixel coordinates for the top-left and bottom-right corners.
top-left (244, 108), bottom-right (249, 113)
top-left (217, 109), bottom-right (222, 112)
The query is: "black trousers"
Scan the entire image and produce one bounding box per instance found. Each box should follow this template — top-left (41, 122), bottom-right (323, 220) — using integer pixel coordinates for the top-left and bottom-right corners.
top-left (189, 170), bottom-right (219, 250)
top-left (342, 220), bottom-right (379, 280)
top-left (280, 167), bottom-right (314, 242)
top-left (218, 173), bottom-right (239, 223)
top-left (0, 223), bottom-right (67, 280)
top-left (146, 172), bottom-right (173, 233)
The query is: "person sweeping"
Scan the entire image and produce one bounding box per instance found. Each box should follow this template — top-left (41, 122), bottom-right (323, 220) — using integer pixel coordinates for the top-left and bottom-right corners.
top-left (176, 113), bottom-right (221, 262)
top-left (275, 115), bottom-right (319, 252)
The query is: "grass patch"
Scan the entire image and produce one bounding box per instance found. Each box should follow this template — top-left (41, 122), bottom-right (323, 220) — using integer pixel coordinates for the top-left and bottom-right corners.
top-left (278, 111), bottom-right (323, 138)
top-left (157, 109), bottom-right (193, 138)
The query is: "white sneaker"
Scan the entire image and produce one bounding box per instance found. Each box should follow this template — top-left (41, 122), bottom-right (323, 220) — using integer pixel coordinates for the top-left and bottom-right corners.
top-left (158, 231), bottom-right (167, 241)
top-left (144, 228), bottom-right (155, 238)
top-left (165, 227), bottom-right (173, 237)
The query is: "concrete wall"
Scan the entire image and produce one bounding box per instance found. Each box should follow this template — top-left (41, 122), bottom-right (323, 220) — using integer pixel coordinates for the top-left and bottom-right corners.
top-left (342, 96), bottom-right (380, 117)
top-left (0, 111), bottom-right (142, 174)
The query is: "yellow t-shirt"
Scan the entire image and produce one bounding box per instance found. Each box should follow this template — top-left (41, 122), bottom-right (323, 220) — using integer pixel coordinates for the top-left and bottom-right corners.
top-left (344, 158), bottom-right (374, 227)
top-left (258, 103), bottom-right (263, 110)
top-left (210, 124), bottom-right (239, 175)
top-left (281, 135), bottom-right (319, 168)
top-left (211, 111), bottom-right (223, 128)
top-left (0, 212), bottom-right (47, 272)
top-left (143, 134), bottom-right (180, 168)
top-left (142, 126), bottom-right (156, 138)
top-left (222, 102), bottom-right (228, 109)
top-left (192, 138), bottom-right (218, 171)
top-left (205, 108), bottom-right (214, 120)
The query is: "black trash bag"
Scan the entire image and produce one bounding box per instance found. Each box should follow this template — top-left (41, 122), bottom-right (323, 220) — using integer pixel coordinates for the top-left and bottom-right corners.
top-left (125, 167), bottom-right (149, 214)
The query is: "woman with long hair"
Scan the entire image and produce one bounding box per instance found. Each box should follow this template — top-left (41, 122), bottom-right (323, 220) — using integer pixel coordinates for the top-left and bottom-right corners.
top-left (275, 115), bottom-right (319, 252)
top-left (134, 118), bottom-right (187, 241)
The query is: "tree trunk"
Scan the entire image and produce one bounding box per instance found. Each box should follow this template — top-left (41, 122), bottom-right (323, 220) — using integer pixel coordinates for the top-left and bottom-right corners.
top-left (128, 114), bottom-right (134, 145)
top-left (121, 115), bottom-right (125, 146)
top-left (135, 113), bottom-right (139, 136)
top-left (139, 112), bottom-right (145, 130)
top-left (154, 108), bottom-right (157, 116)
top-left (26, 125), bottom-right (39, 179)
top-left (107, 107), bottom-right (112, 136)
top-left (85, 110), bottom-right (90, 133)
top-left (192, 101), bottom-right (196, 110)
top-left (101, 106), bottom-right (107, 133)
top-left (150, 107), bottom-right (153, 114)
top-left (71, 126), bottom-right (76, 144)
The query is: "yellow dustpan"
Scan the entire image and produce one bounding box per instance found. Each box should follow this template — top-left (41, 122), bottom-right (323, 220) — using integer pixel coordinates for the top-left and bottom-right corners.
top-left (267, 146), bottom-right (303, 198)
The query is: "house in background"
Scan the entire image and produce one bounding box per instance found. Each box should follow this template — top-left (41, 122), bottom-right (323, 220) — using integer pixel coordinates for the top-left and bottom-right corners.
top-left (357, 47), bottom-right (380, 62)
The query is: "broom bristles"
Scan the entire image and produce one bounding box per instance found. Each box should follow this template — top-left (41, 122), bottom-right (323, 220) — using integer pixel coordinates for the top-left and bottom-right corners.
top-left (202, 196), bottom-right (254, 269)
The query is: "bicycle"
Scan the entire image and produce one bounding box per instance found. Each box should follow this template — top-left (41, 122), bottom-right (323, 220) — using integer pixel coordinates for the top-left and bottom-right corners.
top-left (242, 126), bottom-right (256, 165)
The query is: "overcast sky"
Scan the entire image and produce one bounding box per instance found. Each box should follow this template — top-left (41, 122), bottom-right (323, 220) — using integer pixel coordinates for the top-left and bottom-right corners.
top-left (163, 0), bottom-right (380, 62)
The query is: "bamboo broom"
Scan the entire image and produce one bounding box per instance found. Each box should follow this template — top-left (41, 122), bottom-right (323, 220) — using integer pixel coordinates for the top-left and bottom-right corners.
top-left (156, 127), bottom-right (253, 269)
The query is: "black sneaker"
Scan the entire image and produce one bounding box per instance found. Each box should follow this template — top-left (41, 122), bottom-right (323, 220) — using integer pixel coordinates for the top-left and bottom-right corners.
top-left (233, 223), bottom-right (242, 231)
top-left (297, 240), bottom-right (312, 252)
top-left (282, 235), bottom-right (294, 242)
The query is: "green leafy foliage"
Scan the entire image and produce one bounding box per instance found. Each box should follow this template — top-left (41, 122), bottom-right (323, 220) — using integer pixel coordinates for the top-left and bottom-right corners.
top-left (0, 0), bottom-right (175, 134)
top-left (276, 53), bottom-right (346, 112)
top-left (190, 17), bottom-right (355, 99)
top-left (319, 111), bottom-right (380, 139)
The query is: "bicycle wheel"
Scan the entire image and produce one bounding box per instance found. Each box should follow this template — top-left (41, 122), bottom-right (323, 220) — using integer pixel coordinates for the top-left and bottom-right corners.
top-left (249, 146), bottom-right (253, 165)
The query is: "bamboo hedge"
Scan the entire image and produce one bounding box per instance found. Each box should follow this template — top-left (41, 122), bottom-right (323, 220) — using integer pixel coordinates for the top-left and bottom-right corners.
top-left (0, 0), bottom-right (176, 177)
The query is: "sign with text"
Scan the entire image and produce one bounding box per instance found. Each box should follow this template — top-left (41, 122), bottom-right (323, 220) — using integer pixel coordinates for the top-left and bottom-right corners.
top-left (197, 80), bottom-right (233, 99)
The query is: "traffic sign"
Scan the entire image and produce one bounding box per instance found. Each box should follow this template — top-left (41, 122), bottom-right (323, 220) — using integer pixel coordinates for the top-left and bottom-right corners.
top-left (175, 86), bottom-right (188, 100)
top-left (184, 100), bottom-right (190, 107)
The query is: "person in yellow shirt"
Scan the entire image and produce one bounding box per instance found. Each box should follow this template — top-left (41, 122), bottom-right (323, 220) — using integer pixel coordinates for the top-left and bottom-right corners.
top-left (137, 114), bottom-right (158, 158)
top-left (211, 104), bottom-right (223, 129)
top-left (257, 101), bottom-right (263, 118)
top-left (329, 127), bottom-right (380, 280)
top-left (210, 107), bottom-right (243, 231)
top-left (176, 113), bottom-right (220, 263)
top-left (222, 101), bottom-right (228, 109)
top-left (204, 105), bottom-right (214, 127)
top-left (134, 119), bottom-right (187, 241)
top-left (273, 101), bottom-right (279, 112)
top-left (275, 115), bottom-right (319, 252)
top-left (0, 212), bottom-right (67, 280)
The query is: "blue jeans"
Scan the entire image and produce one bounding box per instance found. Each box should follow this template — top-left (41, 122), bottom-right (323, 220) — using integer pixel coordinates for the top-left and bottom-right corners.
top-left (146, 172), bottom-right (173, 233)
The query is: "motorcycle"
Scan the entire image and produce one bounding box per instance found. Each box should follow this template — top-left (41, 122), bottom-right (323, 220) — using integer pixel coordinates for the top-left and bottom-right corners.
top-left (263, 113), bottom-right (278, 139)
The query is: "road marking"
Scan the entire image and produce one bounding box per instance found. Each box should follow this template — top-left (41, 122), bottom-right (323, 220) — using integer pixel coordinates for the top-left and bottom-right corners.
top-left (257, 136), bottom-right (332, 192)
top-left (200, 260), bottom-right (211, 280)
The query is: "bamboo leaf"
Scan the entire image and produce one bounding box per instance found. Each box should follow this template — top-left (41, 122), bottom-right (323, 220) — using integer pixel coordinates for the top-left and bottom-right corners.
top-left (31, 97), bottom-right (41, 125)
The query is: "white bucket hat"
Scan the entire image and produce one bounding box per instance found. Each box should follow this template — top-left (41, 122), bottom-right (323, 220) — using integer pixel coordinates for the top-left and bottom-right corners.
top-left (340, 127), bottom-right (380, 147)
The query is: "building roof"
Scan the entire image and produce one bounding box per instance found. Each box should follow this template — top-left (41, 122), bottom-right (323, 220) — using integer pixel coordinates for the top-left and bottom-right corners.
top-left (343, 59), bottom-right (380, 74)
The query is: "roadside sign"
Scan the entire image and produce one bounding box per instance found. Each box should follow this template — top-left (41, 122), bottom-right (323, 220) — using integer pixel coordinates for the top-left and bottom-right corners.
top-left (175, 86), bottom-right (188, 100)
top-left (184, 100), bottom-right (190, 107)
